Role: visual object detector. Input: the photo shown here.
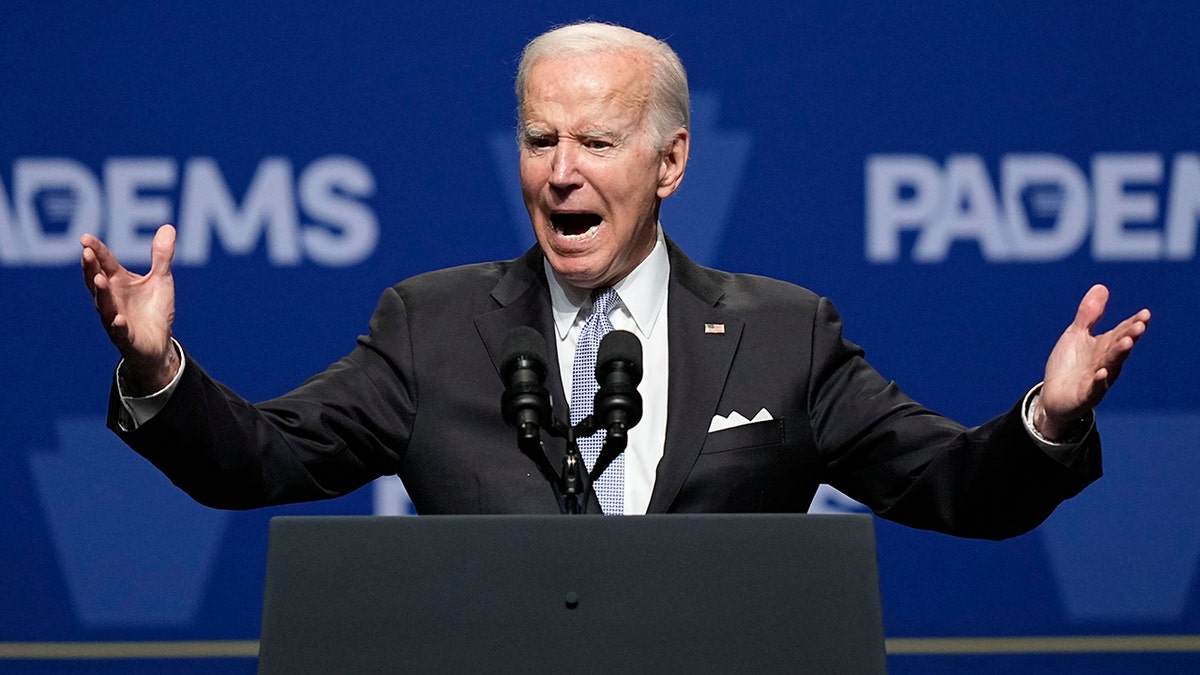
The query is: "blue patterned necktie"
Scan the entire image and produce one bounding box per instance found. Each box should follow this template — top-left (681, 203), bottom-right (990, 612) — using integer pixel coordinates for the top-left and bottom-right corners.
top-left (570, 287), bottom-right (624, 515)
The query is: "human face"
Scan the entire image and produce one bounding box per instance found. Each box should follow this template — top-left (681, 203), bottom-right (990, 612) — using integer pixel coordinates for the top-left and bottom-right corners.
top-left (519, 50), bottom-right (688, 289)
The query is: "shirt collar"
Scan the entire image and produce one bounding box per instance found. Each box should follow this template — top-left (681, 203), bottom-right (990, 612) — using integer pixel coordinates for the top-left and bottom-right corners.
top-left (545, 227), bottom-right (670, 342)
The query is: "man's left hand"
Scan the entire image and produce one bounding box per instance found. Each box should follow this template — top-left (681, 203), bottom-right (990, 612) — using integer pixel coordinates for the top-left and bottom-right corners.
top-left (1035, 284), bottom-right (1151, 440)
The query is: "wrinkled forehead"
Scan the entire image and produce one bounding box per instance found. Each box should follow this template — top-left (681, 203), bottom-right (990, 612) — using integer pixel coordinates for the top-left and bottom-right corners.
top-left (520, 50), bottom-right (654, 124)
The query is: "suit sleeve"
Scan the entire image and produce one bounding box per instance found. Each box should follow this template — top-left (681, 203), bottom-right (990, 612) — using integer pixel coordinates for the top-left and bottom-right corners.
top-left (808, 297), bottom-right (1101, 540)
top-left (107, 286), bottom-right (418, 509)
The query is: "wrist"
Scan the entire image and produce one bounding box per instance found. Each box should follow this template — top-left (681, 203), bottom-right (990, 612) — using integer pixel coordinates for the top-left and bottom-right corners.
top-left (121, 343), bottom-right (181, 396)
top-left (1031, 395), bottom-right (1088, 443)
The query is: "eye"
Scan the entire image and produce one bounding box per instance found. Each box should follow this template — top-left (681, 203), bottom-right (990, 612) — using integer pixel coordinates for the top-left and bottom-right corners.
top-left (583, 139), bottom-right (614, 150)
top-left (524, 134), bottom-right (556, 149)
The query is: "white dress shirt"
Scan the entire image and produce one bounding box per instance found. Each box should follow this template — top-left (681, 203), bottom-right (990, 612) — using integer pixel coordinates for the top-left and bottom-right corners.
top-left (544, 229), bottom-right (670, 515)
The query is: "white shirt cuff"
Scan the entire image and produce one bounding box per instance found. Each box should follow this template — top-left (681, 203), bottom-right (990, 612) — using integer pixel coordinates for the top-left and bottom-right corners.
top-left (1020, 382), bottom-right (1094, 463)
top-left (116, 338), bottom-right (187, 430)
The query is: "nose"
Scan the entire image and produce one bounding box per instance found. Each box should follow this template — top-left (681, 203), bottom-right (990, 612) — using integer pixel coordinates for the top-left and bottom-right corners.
top-left (549, 142), bottom-right (583, 190)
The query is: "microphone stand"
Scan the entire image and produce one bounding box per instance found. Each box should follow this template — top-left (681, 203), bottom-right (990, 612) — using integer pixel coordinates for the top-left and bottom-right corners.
top-left (544, 415), bottom-right (599, 515)
top-left (544, 414), bottom-right (633, 515)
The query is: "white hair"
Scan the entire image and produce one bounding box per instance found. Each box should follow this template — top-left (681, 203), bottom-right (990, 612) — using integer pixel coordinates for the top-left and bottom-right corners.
top-left (515, 21), bottom-right (690, 149)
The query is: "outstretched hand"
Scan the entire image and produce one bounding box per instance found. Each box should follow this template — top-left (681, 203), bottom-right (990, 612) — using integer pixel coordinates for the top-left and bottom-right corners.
top-left (1036, 284), bottom-right (1151, 440)
top-left (81, 224), bottom-right (179, 395)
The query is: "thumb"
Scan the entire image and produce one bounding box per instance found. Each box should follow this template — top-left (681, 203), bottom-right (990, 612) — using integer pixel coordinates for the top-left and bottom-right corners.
top-left (150, 224), bottom-right (177, 278)
top-left (1071, 284), bottom-right (1109, 333)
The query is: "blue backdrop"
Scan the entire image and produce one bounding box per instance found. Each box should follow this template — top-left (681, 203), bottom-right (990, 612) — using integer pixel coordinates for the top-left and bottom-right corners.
top-left (3, 2), bottom-right (1197, 672)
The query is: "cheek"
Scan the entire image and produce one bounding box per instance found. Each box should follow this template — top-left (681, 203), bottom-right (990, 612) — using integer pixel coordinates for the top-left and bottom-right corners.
top-left (518, 158), bottom-right (543, 190)
top-left (609, 159), bottom-right (659, 196)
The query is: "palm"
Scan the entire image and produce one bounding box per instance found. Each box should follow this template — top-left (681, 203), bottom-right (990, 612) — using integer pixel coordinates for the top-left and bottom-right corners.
top-left (81, 225), bottom-right (178, 391)
top-left (106, 259), bottom-right (175, 358)
top-left (1039, 285), bottom-right (1150, 436)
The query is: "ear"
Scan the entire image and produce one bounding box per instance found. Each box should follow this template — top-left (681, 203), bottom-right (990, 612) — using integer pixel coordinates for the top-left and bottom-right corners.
top-left (656, 127), bottom-right (690, 199)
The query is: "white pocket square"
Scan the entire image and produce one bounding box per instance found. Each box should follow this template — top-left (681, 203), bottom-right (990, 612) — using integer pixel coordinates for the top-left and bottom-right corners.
top-left (708, 408), bottom-right (773, 433)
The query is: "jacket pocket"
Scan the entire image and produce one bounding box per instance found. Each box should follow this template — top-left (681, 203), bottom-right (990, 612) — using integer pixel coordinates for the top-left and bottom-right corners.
top-left (700, 418), bottom-right (785, 455)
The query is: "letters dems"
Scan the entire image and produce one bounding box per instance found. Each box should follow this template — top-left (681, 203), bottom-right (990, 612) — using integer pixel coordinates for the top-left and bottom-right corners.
top-left (79, 22), bottom-right (1148, 532)
top-left (10, 152), bottom-right (1198, 266)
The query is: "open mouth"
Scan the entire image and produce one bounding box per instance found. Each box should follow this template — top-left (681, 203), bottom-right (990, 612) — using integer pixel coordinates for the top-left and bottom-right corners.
top-left (550, 212), bottom-right (602, 237)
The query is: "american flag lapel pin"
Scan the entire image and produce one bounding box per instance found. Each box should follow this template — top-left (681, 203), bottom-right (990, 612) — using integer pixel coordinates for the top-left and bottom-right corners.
top-left (704, 323), bottom-right (726, 334)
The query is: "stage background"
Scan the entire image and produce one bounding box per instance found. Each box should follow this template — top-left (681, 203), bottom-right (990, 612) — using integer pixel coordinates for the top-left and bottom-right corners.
top-left (2, 2), bottom-right (1196, 672)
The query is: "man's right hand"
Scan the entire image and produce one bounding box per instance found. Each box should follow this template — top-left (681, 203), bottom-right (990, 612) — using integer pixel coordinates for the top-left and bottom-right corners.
top-left (81, 224), bottom-right (179, 396)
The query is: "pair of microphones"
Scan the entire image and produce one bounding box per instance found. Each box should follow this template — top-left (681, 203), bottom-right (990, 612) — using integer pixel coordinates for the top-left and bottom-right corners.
top-left (499, 326), bottom-right (643, 512)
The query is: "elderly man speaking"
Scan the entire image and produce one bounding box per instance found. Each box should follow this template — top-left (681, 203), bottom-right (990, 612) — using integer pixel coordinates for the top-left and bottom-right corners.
top-left (81, 22), bottom-right (1148, 534)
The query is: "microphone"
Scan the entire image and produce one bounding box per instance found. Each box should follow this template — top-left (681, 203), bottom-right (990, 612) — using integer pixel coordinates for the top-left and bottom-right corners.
top-left (593, 330), bottom-right (643, 452)
top-left (499, 327), bottom-right (552, 452)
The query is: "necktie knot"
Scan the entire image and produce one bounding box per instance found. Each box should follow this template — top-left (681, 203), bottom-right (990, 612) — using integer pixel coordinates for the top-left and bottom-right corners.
top-left (590, 287), bottom-right (620, 320)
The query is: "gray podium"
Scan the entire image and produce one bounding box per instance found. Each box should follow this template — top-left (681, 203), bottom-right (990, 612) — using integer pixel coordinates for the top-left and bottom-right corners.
top-left (258, 514), bottom-right (887, 674)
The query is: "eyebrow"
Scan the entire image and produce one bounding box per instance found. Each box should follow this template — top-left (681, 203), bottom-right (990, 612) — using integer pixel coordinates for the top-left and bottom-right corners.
top-left (520, 126), bottom-right (552, 140)
top-left (518, 125), bottom-right (629, 144)
top-left (579, 128), bottom-right (624, 142)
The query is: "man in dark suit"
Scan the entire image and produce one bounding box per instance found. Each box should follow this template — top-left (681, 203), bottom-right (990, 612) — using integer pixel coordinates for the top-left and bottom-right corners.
top-left (80, 23), bottom-right (1149, 535)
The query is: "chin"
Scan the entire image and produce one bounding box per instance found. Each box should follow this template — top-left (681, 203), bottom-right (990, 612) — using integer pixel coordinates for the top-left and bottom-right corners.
top-left (544, 255), bottom-right (608, 288)
top-left (550, 263), bottom-right (599, 288)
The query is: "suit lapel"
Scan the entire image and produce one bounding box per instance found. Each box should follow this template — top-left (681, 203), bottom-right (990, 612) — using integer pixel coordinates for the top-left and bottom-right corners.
top-left (472, 240), bottom-right (741, 514)
top-left (647, 242), bottom-right (744, 513)
top-left (473, 247), bottom-right (587, 507)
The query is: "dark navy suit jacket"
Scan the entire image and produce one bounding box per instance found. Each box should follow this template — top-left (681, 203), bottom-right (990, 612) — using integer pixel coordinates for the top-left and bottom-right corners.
top-left (110, 239), bottom-right (1099, 538)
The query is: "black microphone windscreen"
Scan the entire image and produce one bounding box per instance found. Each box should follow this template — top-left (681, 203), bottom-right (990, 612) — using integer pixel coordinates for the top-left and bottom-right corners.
top-left (597, 330), bottom-right (642, 371)
top-left (500, 326), bottom-right (547, 376)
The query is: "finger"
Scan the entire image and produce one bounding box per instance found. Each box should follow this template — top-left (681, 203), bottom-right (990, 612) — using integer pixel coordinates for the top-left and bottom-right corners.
top-left (1128, 308), bottom-right (1152, 334)
top-left (1100, 342), bottom-right (1129, 377)
top-left (1096, 329), bottom-right (1143, 387)
top-left (1087, 368), bottom-right (1110, 407)
top-left (1071, 284), bottom-right (1109, 332)
top-left (79, 232), bottom-right (122, 277)
top-left (149, 224), bottom-right (176, 278)
top-left (81, 245), bottom-right (100, 296)
top-left (92, 272), bottom-right (121, 325)
top-left (107, 313), bottom-right (134, 353)
top-left (1104, 309), bottom-right (1151, 350)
